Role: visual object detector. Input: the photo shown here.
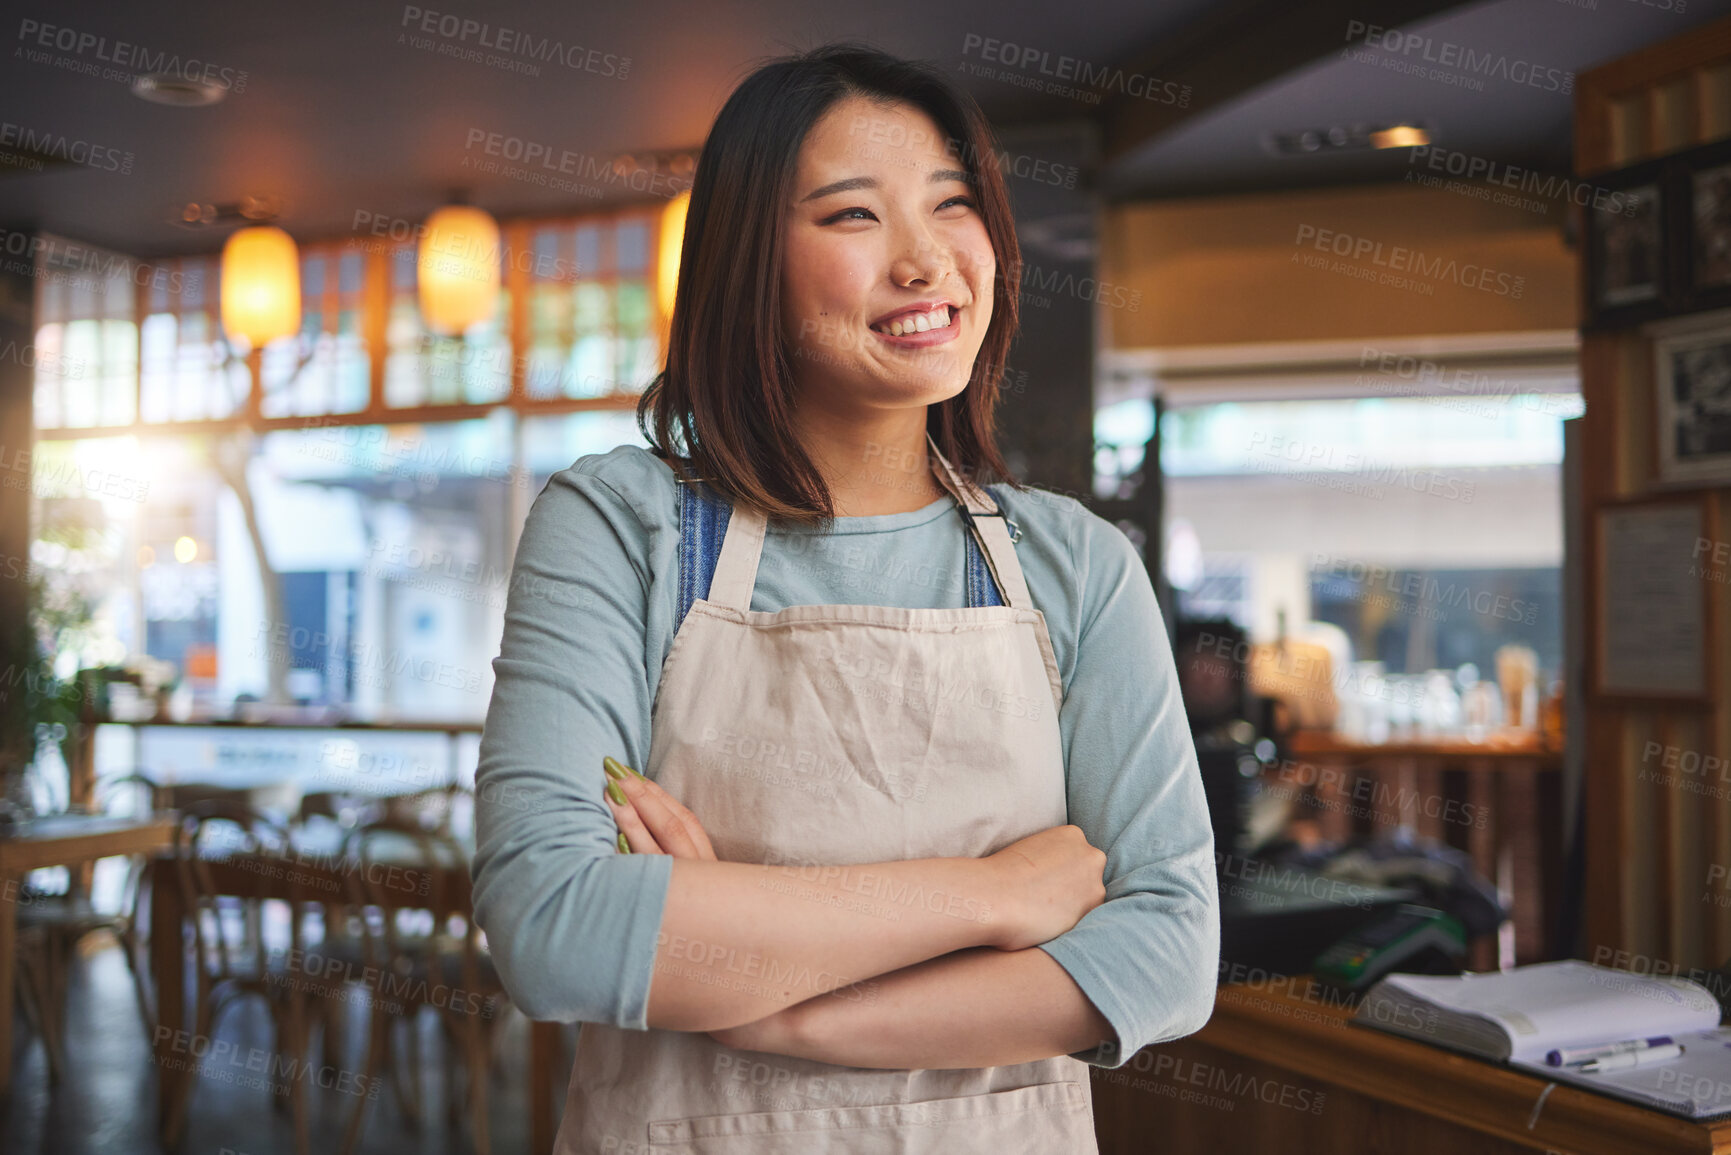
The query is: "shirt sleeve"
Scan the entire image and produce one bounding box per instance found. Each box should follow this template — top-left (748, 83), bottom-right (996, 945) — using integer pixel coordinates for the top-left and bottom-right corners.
top-left (1033, 512), bottom-right (1221, 1069)
top-left (469, 462), bottom-right (674, 1025)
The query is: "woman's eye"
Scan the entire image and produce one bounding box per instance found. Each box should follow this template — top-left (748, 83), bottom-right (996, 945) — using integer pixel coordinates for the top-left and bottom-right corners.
top-left (938, 196), bottom-right (976, 212)
top-left (822, 206), bottom-right (877, 224)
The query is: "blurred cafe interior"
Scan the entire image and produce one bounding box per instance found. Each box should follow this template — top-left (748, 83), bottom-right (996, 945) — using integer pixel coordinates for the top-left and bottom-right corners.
top-left (4, 1), bottom-right (1731, 1153)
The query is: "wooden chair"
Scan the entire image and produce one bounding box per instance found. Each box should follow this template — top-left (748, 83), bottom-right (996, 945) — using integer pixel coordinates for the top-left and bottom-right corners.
top-left (12, 771), bottom-right (166, 1083)
top-left (10, 922), bottom-right (67, 1082)
top-left (335, 818), bottom-right (505, 1155)
top-left (161, 800), bottom-right (319, 1155)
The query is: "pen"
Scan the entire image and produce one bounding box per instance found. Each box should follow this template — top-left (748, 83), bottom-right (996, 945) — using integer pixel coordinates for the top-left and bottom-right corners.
top-left (1547, 1036), bottom-right (1675, 1067)
top-left (1578, 1043), bottom-right (1685, 1073)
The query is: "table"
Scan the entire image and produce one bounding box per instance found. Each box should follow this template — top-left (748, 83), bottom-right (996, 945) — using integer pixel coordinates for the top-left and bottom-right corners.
top-left (1092, 978), bottom-right (1731, 1154)
top-left (65, 717), bottom-right (485, 811)
top-left (148, 824), bottom-right (563, 1151)
top-left (1280, 731), bottom-right (1565, 968)
top-left (0, 814), bottom-right (176, 1098)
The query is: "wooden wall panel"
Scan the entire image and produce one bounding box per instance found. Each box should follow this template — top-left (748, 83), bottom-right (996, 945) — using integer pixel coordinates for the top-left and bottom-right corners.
top-left (1578, 15), bottom-right (1731, 982)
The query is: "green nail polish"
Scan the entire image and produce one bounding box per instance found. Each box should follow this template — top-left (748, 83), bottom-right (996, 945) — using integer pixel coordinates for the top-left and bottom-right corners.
top-left (603, 756), bottom-right (629, 781)
top-left (617, 832), bottom-right (631, 854)
top-left (606, 779), bottom-right (626, 806)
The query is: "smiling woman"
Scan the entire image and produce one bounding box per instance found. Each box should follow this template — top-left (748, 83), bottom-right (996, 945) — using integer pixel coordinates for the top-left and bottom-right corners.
top-left (471, 42), bottom-right (1219, 1155)
top-left (639, 44), bottom-right (1023, 522)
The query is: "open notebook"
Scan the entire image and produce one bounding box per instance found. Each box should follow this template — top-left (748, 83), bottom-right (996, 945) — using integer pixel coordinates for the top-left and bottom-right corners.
top-left (1353, 960), bottom-right (1731, 1119)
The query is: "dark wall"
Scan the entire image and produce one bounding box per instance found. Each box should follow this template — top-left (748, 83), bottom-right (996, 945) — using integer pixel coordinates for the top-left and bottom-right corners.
top-left (998, 123), bottom-right (1098, 503)
top-left (0, 230), bottom-right (35, 772)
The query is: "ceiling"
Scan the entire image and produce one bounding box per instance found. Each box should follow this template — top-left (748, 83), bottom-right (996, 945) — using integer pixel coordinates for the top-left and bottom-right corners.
top-left (1, 0), bottom-right (1726, 258)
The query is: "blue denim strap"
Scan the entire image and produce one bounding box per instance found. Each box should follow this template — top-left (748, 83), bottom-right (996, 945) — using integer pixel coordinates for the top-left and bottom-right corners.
top-left (674, 480), bottom-right (1005, 630)
top-left (675, 478), bottom-right (732, 633)
top-left (965, 487), bottom-right (1006, 608)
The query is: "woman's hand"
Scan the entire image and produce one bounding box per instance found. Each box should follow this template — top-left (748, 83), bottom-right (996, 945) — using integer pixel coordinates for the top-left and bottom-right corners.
top-left (981, 825), bottom-right (1107, 951)
top-left (602, 756), bottom-right (717, 859)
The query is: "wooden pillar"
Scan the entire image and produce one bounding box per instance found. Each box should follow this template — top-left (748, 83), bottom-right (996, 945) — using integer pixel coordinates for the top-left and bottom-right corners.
top-left (0, 228), bottom-right (35, 788)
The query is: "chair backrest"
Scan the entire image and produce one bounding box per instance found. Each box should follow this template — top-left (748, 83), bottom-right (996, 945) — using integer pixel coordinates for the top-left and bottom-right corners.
top-left (174, 800), bottom-right (295, 981)
top-left (380, 782), bottom-right (473, 839)
top-left (298, 790), bottom-right (385, 829)
top-left (98, 772), bottom-right (166, 817)
top-left (337, 819), bottom-right (481, 1006)
top-left (94, 772), bottom-right (166, 919)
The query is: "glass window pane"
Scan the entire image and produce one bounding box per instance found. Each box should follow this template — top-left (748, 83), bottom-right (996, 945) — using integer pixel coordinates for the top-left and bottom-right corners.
top-left (617, 221), bottom-right (648, 273)
top-left (575, 225), bottom-right (601, 276)
top-left (574, 283), bottom-right (610, 334)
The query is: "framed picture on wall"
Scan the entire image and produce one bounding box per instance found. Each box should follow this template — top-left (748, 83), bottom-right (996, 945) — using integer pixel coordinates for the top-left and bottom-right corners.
top-left (1652, 313), bottom-right (1731, 485)
top-left (1583, 155), bottom-right (1674, 329)
top-left (1593, 494), bottom-right (1717, 704)
top-left (1681, 137), bottom-right (1731, 314)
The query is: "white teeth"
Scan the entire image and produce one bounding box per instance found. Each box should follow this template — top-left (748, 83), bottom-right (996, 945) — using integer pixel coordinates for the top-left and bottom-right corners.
top-left (875, 306), bottom-right (952, 336)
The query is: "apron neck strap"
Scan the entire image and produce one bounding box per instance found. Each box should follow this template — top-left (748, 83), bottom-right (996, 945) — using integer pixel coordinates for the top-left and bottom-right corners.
top-left (924, 433), bottom-right (1034, 610)
top-left (705, 434), bottom-right (1034, 612)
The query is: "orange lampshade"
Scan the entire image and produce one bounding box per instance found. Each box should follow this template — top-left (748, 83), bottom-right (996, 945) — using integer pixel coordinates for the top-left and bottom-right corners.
top-left (419, 204), bottom-right (501, 335)
top-left (220, 225), bottom-right (301, 346)
top-left (658, 190), bottom-right (690, 324)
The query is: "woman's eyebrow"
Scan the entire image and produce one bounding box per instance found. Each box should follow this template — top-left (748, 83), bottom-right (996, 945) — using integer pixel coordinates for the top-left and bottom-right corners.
top-left (799, 168), bottom-right (974, 203)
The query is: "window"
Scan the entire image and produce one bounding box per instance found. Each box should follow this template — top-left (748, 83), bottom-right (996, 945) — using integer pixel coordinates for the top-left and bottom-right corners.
top-left (1157, 391), bottom-right (1584, 676)
top-left (29, 205), bottom-right (670, 724)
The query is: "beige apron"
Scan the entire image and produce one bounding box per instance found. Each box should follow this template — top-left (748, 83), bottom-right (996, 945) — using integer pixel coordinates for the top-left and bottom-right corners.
top-left (554, 435), bottom-right (1098, 1154)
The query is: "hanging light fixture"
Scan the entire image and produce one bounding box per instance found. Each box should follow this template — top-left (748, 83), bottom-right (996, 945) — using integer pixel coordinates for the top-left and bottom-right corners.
top-left (418, 203), bottom-right (501, 335)
top-left (657, 189), bottom-right (690, 324)
top-left (220, 225), bottom-right (301, 346)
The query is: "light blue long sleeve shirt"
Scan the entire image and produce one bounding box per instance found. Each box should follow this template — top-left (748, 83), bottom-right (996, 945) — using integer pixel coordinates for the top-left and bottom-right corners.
top-left (471, 443), bottom-right (1219, 1068)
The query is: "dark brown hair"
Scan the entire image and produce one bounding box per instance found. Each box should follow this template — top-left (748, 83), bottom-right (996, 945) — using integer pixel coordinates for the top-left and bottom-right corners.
top-left (637, 42), bottom-right (1022, 525)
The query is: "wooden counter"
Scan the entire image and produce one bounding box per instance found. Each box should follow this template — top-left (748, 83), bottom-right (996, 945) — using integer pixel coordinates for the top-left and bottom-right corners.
top-left (1093, 979), bottom-right (1731, 1155)
top-left (1275, 730), bottom-right (1564, 968)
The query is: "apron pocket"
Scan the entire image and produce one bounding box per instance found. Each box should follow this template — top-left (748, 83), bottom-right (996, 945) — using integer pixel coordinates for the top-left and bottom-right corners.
top-left (646, 1079), bottom-right (1093, 1154)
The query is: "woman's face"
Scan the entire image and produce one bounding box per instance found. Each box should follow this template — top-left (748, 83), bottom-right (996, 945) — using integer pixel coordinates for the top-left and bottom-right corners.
top-left (780, 95), bottom-right (996, 420)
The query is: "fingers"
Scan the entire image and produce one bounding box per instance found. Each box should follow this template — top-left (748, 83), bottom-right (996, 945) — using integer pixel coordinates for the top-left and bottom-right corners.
top-left (601, 758), bottom-right (717, 860)
top-left (618, 772), bottom-right (713, 860)
top-left (631, 776), bottom-right (718, 860)
top-left (606, 788), bottom-right (663, 855)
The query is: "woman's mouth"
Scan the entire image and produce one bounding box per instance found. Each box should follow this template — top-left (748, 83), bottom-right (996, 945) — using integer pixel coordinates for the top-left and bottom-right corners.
top-left (868, 304), bottom-right (960, 348)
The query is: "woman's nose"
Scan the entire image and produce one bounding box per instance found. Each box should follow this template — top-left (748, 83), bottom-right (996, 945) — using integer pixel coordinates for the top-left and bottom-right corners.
top-left (888, 231), bottom-right (951, 288)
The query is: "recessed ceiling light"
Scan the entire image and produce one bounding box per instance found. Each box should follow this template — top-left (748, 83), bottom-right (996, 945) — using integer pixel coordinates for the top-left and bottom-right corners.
top-left (132, 73), bottom-right (227, 107)
top-left (1267, 122), bottom-right (1430, 156)
top-left (1371, 125), bottom-right (1430, 149)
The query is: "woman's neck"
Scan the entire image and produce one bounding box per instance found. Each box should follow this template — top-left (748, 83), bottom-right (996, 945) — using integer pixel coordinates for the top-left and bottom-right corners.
top-left (794, 407), bottom-right (947, 517)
